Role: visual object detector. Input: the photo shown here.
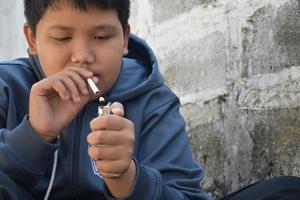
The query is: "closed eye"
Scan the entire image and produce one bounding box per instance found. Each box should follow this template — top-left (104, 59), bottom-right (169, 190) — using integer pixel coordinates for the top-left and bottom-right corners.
top-left (94, 35), bottom-right (112, 40)
top-left (50, 37), bottom-right (71, 42)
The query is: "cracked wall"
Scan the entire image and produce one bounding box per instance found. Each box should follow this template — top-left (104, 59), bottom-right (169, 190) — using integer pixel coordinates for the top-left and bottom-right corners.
top-left (130, 0), bottom-right (300, 198)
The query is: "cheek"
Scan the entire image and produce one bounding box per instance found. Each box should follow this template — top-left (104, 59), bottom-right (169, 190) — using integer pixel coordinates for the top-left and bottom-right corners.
top-left (96, 48), bottom-right (123, 89)
top-left (96, 41), bottom-right (124, 70)
top-left (101, 57), bottom-right (122, 84)
top-left (37, 46), bottom-right (70, 76)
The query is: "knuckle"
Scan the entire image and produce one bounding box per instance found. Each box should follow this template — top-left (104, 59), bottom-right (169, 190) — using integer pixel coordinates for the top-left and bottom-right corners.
top-left (52, 80), bottom-right (62, 88)
top-left (90, 148), bottom-right (100, 159)
top-left (128, 134), bottom-right (135, 146)
top-left (96, 162), bottom-right (102, 171)
top-left (90, 119), bottom-right (97, 130)
top-left (129, 130), bottom-right (135, 140)
top-left (96, 161), bottom-right (107, 172)
top-left (127, 120), bottom-right (134, 129)
top-left (86, 133), bottom-right (93, 144)
top-left (87, 147), bottom-right (93, 157)
top-left (31, 82), bottom-right (40, 91)
top-left (31, 82), bottom-right (39, 88)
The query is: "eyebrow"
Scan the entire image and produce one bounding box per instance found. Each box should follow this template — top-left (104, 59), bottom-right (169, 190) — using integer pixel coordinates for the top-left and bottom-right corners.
top-left (48, 24), bottom-right (118, 31)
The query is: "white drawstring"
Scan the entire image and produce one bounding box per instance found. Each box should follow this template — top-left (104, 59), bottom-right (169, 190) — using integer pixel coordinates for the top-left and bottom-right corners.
top-left (44, 148), bottom-right (58, 200)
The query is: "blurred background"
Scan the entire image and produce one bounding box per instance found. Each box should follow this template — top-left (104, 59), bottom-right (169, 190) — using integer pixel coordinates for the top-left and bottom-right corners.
top-left (1, 0), bottom-right (300, 199)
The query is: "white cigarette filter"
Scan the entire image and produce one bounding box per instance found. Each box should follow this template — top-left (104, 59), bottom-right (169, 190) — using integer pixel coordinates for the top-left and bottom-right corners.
top-left (87, 78), bottom-right (100, 95)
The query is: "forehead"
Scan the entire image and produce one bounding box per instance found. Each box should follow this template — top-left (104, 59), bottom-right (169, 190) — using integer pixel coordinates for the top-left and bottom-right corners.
top-left (38, 5), bottom-right (121, 31)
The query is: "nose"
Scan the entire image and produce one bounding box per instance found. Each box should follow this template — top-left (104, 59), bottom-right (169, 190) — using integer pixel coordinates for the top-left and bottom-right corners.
top-left (71, 40), bottom-right (95, 65)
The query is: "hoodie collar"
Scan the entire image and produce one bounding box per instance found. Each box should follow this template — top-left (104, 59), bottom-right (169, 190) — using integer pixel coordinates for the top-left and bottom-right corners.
top-left (28, 50), bottom-right (45, 80)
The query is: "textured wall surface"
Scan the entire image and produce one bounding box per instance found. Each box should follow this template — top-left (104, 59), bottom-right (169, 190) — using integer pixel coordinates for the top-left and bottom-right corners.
top-left (130, 0), bottom-right (300, 198)
top-left (1, 0), bottom-right (300, 199)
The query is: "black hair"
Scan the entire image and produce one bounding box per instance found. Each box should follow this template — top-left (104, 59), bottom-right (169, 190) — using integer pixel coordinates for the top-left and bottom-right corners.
top-left (24, 0), bottom-right (130, 34)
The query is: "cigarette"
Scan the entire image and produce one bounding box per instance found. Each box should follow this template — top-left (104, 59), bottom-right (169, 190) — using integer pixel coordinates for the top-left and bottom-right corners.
top-left (87, 78), bottom-right (100, 95)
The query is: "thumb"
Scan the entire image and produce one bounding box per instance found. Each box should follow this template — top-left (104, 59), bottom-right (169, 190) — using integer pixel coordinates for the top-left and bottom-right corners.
top-left (110, 102), bottom-right (124, 117)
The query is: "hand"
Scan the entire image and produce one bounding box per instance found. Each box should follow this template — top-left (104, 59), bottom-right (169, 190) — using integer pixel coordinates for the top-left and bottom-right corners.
top-left (87, 102), bottom-right (135, 179)
top-left (29, 67), bottom-right (98, 142)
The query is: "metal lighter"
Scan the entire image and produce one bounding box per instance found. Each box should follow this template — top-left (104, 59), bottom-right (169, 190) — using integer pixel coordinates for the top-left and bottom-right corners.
top-left (98, 97), bottom-right (111, 116)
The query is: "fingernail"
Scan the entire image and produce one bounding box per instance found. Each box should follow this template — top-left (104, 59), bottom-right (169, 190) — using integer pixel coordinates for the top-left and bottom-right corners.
top-left (92, 76), bottom-right (98, 83)
top-left (87, 71), bottom-right (93, 76)
top-left (111, 107), bottom-right (123, 115)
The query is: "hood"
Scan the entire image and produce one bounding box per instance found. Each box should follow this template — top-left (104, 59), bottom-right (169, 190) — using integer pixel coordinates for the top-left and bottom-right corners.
top-left (28, 34), bottom-right (164, 102)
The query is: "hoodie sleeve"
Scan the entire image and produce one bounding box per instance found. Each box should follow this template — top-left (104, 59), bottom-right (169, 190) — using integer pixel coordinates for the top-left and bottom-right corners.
top-left (105, 94), bottom-right (213, 200)
top-left (0, 79), bottom-right (58, 190)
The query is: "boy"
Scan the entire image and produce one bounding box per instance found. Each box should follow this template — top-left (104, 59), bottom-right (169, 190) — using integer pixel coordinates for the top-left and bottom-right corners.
top-left (0, 1), bottom-right (300, 200)
top-left (0, 0), bottom-right (212, 199)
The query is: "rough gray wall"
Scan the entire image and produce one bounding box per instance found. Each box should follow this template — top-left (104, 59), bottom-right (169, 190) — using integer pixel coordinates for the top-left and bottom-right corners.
top-left (130, 0), bottom-right (300, 198)
top-left (1, 0), bottom-right (300, 199)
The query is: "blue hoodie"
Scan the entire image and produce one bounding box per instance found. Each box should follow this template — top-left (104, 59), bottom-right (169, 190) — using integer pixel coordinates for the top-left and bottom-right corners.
top-left (0, 35), bottom-right (212, 200)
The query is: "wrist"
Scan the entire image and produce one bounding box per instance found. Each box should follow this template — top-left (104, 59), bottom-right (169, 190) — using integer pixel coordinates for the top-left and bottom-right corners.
top-left (120, 158), bottom-right (136, 180)
top-left (38, 134), bottom-right (57, 143)
top-left (104, 159), bottom-right (137, 198)
top-left (28, 117), bottom-right (57, 143)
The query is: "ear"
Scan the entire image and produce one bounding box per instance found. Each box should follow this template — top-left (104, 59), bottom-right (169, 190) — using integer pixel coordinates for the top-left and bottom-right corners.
top-left (23, 23), bottom-right (38, 55)
top-left (123, 24), bottom-right (131, 56)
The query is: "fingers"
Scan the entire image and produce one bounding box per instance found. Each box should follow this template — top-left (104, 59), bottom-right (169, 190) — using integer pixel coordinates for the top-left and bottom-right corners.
top-left (87, 103), bottom-right (135, 180)
top-left (51, 79), bottom-right (71, 100)
top-left (63, 69), bottom-right (90, 95)
top-left (90, 114), bottom-right (133, 131)
top-left (55, 75), bottom-right (82, 102)
top-left (45, 67), bottom-right (97, 103)
top-left (87, 129), bottom-right (134, 146)
top-left (98, 171), bottom-right (121, 179)
top-left (95, 160), bottom-right (131, 175)
top-left (88, 131), bottom-right (134, 179)
top-left (64, 67), bottom-right (99, 95)
top-left (88, 143), bottom-right (131, 160)
top-left (110, 102), bottom-right (124, 116)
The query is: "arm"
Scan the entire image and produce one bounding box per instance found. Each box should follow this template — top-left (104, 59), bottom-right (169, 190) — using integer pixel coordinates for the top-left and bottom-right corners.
top-left (0, 80), bottom-right (58, 190)
top-left (102, 96), bottom-right (213, 200)
top-left (127, 98), bottom-right (212, 200)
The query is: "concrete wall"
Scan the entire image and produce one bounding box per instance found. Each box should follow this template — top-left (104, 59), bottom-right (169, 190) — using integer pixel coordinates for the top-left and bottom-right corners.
top-left (1, 0), bottom-right (300, 199)
top-left (132, 0), bottom-right (300, 198)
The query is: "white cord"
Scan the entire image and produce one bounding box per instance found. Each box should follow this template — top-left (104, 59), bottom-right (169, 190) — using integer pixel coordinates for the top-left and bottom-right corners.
top-left (44, 148), bottom-right (59, 200)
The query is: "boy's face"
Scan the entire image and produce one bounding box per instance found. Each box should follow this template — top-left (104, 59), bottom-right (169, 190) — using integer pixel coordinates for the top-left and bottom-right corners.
top-left (24, 5), bottom-right (130, 94)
